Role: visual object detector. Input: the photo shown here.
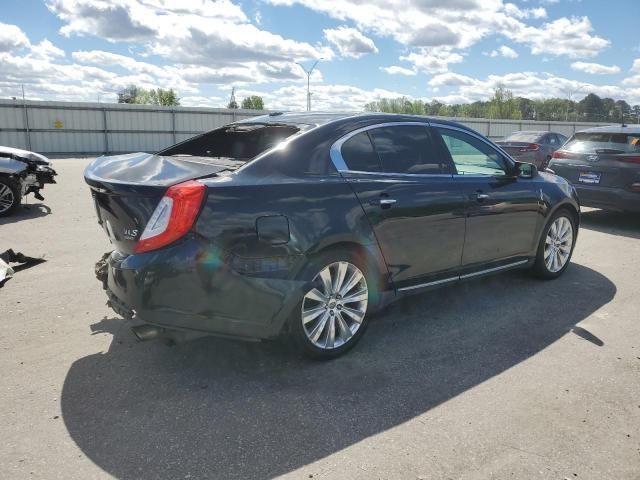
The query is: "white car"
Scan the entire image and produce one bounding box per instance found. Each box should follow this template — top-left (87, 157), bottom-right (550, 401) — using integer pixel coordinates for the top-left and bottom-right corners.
top-left (0, 146), bottom-right (57, 216)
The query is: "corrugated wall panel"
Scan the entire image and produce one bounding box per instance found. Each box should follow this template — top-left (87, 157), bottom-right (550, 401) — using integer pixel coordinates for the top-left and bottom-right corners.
top-left (107, 110), bottom-right (172, 131)
top-left (0, 105), bottom-right (26, 129)
top-left (0, 99), bottom-right (613, 156)
top-left (30, 131), bottom-right (105, 154)
top-left (108, 132), bottom-right (174, 152)
top-left (0, 131), bottom-right (27, 150)
top-left (28, 107), bottom-right (103, 130)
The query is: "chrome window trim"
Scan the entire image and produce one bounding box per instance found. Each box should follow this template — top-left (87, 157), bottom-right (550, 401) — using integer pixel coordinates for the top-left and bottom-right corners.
top-left (431, 122), bottom-right (517, 173)
top-left (397, 259), bottom-right (529, 292)
top-left (330, 121), bottom-right (433, 174)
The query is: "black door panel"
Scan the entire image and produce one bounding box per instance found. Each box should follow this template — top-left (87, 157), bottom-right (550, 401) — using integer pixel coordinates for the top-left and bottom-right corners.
top-left (456, 177), bottom-right (540, 265)
top-left (345, 174), bottom-right (466, 287)
top-left (433, 126), bottom-right (541, 267)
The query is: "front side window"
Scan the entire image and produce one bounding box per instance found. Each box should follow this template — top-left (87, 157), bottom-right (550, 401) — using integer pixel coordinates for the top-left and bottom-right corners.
top-left (368, 125), bottom-right (444, 174)
top-left (436, 128), bottom-right (507, 176)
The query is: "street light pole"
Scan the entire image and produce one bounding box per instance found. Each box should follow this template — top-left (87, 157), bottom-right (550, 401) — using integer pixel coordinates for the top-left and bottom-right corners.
top-left (296, 59), bottom-right (322, 112)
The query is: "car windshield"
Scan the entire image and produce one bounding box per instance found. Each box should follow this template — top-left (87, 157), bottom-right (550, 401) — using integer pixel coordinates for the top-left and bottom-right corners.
top-left (503, 132), bottom-right (542, 143)
top-left (158, 123), bottom-right (301, 160)
top-left (564, 132), bottom-right (640, 154)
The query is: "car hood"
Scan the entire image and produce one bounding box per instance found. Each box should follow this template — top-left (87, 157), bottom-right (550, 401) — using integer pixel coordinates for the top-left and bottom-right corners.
top-left (0, 146), bottom-right (51, 166)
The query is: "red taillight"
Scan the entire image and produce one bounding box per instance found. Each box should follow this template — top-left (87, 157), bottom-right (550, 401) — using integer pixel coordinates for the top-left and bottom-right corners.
top-left (520, 143), bottom-right (539, 152)
top-left (134, 180), bottom-right (205, 254)
top-left (552, 150), bottom-right (571, 159)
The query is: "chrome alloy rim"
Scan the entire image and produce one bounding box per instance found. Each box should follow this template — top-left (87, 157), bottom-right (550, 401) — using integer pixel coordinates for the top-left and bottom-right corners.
top-left (301, 261), bottom-right (368, 350)
top-left (544, 216), bottom-right (573, 273)
top-left (0, 183), bottom-right (15, 213)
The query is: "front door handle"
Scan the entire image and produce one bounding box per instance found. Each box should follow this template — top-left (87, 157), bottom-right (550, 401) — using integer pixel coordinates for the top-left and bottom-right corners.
top-left (379, 198), bottom-right (397, 208)
top-left (475, 193), bottom-right (490, 202)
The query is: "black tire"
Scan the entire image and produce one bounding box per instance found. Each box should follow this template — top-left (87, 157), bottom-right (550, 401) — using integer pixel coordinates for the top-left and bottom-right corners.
top-left (289, 247), bottom-right (376, 360)
top-left (0, 177), bottom-right (20, 217)
top-left (532, 208), bottom-right (577, 279)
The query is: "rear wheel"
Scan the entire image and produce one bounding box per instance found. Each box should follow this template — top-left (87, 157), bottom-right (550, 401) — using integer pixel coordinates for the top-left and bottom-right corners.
top-left (290, 250), bottom-right (373, 359)
top-left (0, 178), bottom-right (20, 217)
top-left (532, 209), bottom-right (576, 279)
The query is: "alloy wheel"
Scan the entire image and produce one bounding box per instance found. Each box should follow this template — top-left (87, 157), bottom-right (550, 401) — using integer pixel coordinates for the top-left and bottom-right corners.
top-left (0, 183), bottom-right (15, 214)
top-left (544, 216), bottom-right (573, 273)
top-left (301, 261), bottom-right (368, 350)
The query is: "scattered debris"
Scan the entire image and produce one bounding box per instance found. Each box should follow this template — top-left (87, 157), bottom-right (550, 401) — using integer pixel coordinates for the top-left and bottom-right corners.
top-left (0, 249), bottom-right (46, 287)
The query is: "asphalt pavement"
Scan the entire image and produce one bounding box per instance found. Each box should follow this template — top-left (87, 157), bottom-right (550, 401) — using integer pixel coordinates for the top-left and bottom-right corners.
top-left (1, 158), bottom-right (639, 479)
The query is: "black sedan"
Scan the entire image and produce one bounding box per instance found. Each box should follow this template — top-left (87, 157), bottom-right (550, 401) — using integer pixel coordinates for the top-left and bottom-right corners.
top-left (85, 113), bottom-right (580, 359)
top-left (549, 125), bottom-right (640, 212)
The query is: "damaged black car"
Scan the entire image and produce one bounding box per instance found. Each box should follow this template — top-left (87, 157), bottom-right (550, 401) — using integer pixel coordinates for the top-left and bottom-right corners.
top-left (85, 113), bottom-right (579, 359)
top-left (0, 146), bottom-right (57, 216)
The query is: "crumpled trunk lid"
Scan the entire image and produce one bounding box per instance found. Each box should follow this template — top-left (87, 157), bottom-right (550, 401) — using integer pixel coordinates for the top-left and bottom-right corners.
top-left (84, 152), bottom-right (236, 253)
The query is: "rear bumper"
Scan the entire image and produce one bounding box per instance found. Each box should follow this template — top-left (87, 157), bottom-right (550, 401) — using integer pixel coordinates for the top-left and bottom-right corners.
top-left (104, 236), bottom-right (309, 340)
top-left (573, 185), bottom-right (640, 212)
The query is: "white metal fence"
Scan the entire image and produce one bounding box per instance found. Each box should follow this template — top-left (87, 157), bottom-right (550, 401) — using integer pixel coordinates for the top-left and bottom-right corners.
top-left (0, 99), bottom-right (610, 157)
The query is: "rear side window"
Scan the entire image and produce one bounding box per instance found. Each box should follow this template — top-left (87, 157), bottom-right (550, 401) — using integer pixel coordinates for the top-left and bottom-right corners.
top-left (563, 132), bottom-right (640, 154)
top-left (341, 131), bottom-right (380, 172)
top-left (369, 125), bottom-right (444, 174)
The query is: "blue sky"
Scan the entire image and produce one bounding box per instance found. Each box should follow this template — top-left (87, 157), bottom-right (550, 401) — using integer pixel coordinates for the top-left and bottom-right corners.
top-left (1, 0), bottom-right (639, 110)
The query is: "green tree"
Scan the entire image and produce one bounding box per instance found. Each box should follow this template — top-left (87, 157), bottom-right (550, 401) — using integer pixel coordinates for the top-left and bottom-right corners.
top-left (241, 96), bottom-right (265, 110)
top-left (127, 87), bottom-right (180, 106)
top-left (227, 99), bottom-right (238, 109)
top-left (578, 93), bottom-right (605, 122)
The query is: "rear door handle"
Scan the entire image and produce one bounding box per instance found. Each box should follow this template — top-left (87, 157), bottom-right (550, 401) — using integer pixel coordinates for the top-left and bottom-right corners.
top-left (475, 193), bottom-right (490, 202)
top-left (379, 198), bottom-right (397, 208)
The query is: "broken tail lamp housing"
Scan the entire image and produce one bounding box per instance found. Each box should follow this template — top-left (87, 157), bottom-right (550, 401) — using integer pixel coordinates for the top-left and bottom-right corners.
top-left (134, 180), bottom-right (205, 254)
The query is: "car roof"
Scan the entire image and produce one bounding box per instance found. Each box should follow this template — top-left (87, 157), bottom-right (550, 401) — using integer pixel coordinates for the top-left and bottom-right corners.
top-left (578, 124), bottom-right (640, 134)
top-left (235, 111), bottom-right (470, 130)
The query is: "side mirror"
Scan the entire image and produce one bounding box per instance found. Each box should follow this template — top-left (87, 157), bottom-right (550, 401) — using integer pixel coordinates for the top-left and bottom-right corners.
top-left (516, 162), bottom-right (538, 179)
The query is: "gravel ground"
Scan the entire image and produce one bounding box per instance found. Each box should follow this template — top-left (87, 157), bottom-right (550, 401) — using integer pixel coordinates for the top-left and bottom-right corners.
top-left (1, 157), bottom-right (639, 480)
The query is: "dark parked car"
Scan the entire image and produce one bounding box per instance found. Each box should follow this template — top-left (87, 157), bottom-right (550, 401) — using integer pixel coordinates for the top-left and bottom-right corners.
top-left (0, 146), bottom-right (57, 216)
top-left (85, 113), bottom-right (580, 359)
top-left (496, 131), bottom-right (568, 169)
top-left (549, 125), bottom-right (640, 212)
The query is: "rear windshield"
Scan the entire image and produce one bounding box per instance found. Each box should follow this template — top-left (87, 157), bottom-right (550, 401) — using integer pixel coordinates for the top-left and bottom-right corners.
top-left (564, 132), bottom-right (640, 154)
top-left (159, 124), bottom-right (301, 160)
top-left (503, 132), bottom-right (542, 143)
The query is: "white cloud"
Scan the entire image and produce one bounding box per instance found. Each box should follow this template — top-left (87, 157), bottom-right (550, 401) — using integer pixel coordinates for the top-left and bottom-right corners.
top-left (505, 16), bottom-right (609, 58)
top-left (235, 84), bottom-right (412, 111)
top-left (485, 45), bottom-right (519, 58)
top-left (400, 48), bottom-right (464, 74)
top-left (266, 0), bottom-right (608, 59)
top-left (571, 61), bottom-right (620, 75)
top-left (429, 72), bottom-right (477, 87)
top-left (631, 59), bottom-right (640, 73)
top-left (429, 71), bottom-right (640, 105)
top-left (380, 66), bottom-right (416, 76)
top-left (0, 23), bottom-right (30, 52)
top-left (323, 26), bottom-right (378, 58)
top-left (47, 0), bottom-right (332, 70)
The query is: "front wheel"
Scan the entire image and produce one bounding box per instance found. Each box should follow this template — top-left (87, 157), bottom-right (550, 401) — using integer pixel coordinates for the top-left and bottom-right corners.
top-left (532, 210), bottom-right (576, 279)
top-left (290, 252), bottom-right (372, 359)
top-left (0, 178), bottom-right (20, 217)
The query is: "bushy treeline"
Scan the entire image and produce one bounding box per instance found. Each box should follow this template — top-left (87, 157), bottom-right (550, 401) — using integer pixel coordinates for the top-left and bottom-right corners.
top-left (365, 87), bottom-right (640, 123)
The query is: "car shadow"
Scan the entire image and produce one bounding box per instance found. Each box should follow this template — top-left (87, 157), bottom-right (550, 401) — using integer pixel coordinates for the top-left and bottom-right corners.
top-left (61, 263), bottom-right (615, 480)
top-left (580, 209), bottom-right (640, 239)
top-left (0, 203), bottom-right (51, 225)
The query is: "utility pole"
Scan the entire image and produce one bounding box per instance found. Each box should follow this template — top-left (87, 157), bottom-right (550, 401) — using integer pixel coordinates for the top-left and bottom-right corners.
top-left (296, 59), bottom-right (323, 111)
